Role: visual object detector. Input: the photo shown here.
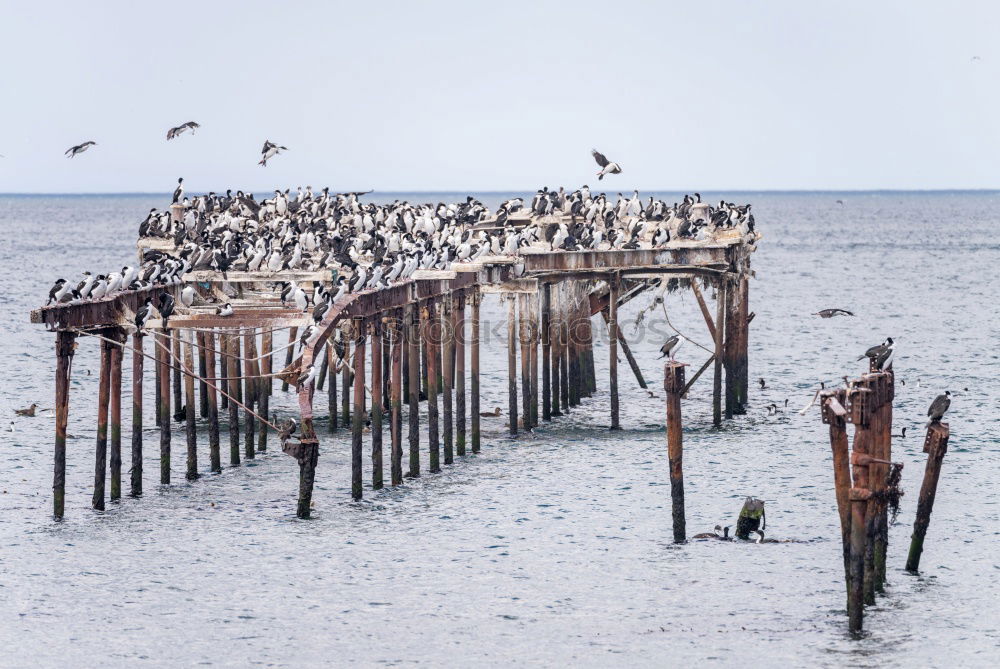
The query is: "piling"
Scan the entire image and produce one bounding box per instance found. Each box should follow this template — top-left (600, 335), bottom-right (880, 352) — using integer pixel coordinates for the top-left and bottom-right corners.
top-left (454, 294), bottom-right (466, 456)
top-left (847, 383), bottom-right (873, 633)
top-left (341, 331), bottom-right (351, 427)
top-left (724, 277), bottom-right (750, 416)
top-left (519, 294), bottom-right (531, 432)
top-left (53, 332), bottom-right (75, 518)
top-left (226, 333), bottom-right (240, 466)
top-left (158, 329), bottom-right (171, 483)
top-left (92, 334), bottom-right (112, 510)
top-left (905, 423), bottom-right (951, 572)
top-left (316, 341), bottom-right (329, 391)
top-left (198, 331), bottom-right (208, 418)
top-left (282, 326), bottom-right (297, 393)
top-left (873, 372), bottom-right (894, 590)
top-left (155, 332), bottom-right (162, 425)
top-left (822, 389), bottom-right (853, 599)
top-left (541, 284), bottom-right (552, 421)
top-left (559, 315), bottom-right (570, 413)
top-left (442, 296), bottom-right (454, 464)
top-left (507, 295), bottom-right (518, 436)
top-left (608, 276), bottom-right (620, 430)
top-left (328, 333), bottom-right (339, 432)
top-left (293, 337), bottom-right (320, 519)
top-left (204, 331), bottom-right (221, 473)
top-left (171, 330), bottom-right (182, 419)
top-left (243, 329), bottom-right (257, 460)
top-left (407, 303), bottom-right (420, 477)
top-left (130, 333), bottom-right (143, 496)
top-left (664, 361), bottom-right (686, 542)
top-left (109, 329), bottom-right (123, 501)
top-left (470, 291), bottom-right (481, 453)
top-left (390, 313), bottom-right (404, 484)
top-left (183, 331), bottom-right (198, 480)
top-left (424, 302), bottom-right (441, 472)
top-left (352, 322), bottom-right (366, 500)
top-left (712, 280), bottom-right (726, 427)
top-left (258, 329), bottom-right (271, 452)
top-left (370, 320), bottom-right (384, 489)
top-left (529, 291), bottom-right (539, 427)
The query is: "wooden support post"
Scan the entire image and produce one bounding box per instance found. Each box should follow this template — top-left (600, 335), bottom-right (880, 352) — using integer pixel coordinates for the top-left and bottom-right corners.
top-left (862, 378), bottom-right (883, 607)
top-left (609, 276), bottom-right (621, 430)
top-left (470, 291), bottom-right (481, 453)
top-left (822, 390), bottom-right (853, 602)
top-left (507, 295), bottom-right (519, 436)
top-left (906, 423), bottom-right (950, 573)
top-left (441, 296), bottom-right (454, 464)
top-left (724, 277), bottom-right (749, 417)
top-left (847, 385), bottom-right (873, 634)
top-left (109, 330), bottom-right (123, 501)
top-left (158, 329), bottom-right (171, 484)
top-left (204, 331), bottom-right (220, 473)
top-left (519, 294), bottom-right (531, 432)
top-left (294, 344), bottom-right (319, 520)
top-left (226, 333), bottom-right (240, 466)
top-left (582, 298), bottom-right (596, 396)
top-left (390, 312), bottom-right (404, 485)
top-left (550, 294), bottom-right (562, 418)
top-left (664, 362), bottom-right (686, 543)
top-left (873, 372), bottom-right (894, 591)
top-left (352, 322), bottom-right (366, 500)
top-left (529, 292), bottom-right (539, 427)
top-left (243, 329), bottom-right (256, 460)
top-left (130, 333), bottom-right (144, 496)
top-left (382, 325), bottom-right (391, 413)
top-left (559, 315), bottom-right (570, 413)
top-left (155, 331), bottom-right (163, 425)
top-left (171, 330), bottom-right (182, 419)
top-left (455, 295), bottom-right (466, 456)
top-left (282, 326), bottom-right (297, 392)
top-left (407, 304), bottom-right (420, 477)
top-left (328, 338), bottom-right (338, 433)
top-left (541, 284), bottom-right (552, 421)
top-left (183, 330), bottom-right (198, 480)
top-left (263, 327), bottom-right (273, 397)
top-left (53, 332), bottom-right (75, 518)
top-left (316, 341), bottom-right (329, 391)
top-left (425, 302), bottom-right (440, 472)
top-left (92, 335), bottom-right (112, 510)
top-left (371, 321), bottom-right (384, 490)
top-left (712, 281), bottom-right (726, 427)
top-left (568, 304), bottom-right (580, 408)
top-left (341, 331), bottom-right (351, 428)
top-left (198, 332), bottom-right (208, 418)
top-left (258, 329), bottom-right (271, 452)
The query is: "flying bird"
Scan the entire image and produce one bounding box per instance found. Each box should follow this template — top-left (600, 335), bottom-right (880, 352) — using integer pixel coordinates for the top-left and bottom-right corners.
top-left (259, 140), bottom-right (288, 166)
top-left (166, 121), bottom-right (200, 140)
top-left (591, 149), bottom-right (622, 180)
top-left (814, 308), bottom-right (854, 318)
top-left (926, 391), bottom-right (951, 426)
top-left (65, 141), bottom-right (96, 158)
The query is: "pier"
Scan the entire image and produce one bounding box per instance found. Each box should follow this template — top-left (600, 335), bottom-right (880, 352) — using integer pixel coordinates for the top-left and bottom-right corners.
top-left (31, 199), bottom-right (758, 519)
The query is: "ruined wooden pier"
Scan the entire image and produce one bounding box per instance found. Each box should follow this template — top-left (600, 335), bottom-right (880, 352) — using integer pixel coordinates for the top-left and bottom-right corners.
top-left (32, 209), bottom-right (757, 520)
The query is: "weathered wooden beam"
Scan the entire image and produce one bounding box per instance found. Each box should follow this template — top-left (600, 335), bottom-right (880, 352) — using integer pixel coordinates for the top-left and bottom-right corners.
top-left (608, 276), bottom-right (620, 430)
top-left (370, 320), bottom-right (384, 490)
top-left (130, 333), bottom-right (144, 496)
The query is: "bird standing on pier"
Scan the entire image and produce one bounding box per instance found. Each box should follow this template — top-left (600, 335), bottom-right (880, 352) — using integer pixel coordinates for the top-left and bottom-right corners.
top-left (65, 141), bottom-right (96, 158)
top-left (166, 121), bottom-right (200, 140)
top-left (180, 284), bottom-right (195, 307)
top-left (47, 279), bottom-right (68, 305)
top-left (591, 149), bottom-right (622, 180)
top-left (135, 297), bottom-right (153, 330)
top-left (926, 391), bottom-right (951, 426)
top-left (814, 308), bottom-right (854, 318)
top-left (859, 337), bottom-right (894, 370)
top-left (259, 140), bottom-right (288, 166)
top-left (158, 292), bottom-right (175, 328)
top-left (215, 302), bottom-right (233, 317)
top-left (658, 334), bottom-right (684, 360)
top-left (172, 178), bottom-right (184, 204)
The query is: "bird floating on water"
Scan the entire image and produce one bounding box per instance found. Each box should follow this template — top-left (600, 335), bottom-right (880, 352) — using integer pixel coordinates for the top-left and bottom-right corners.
top-left (479, 407), bottom-right (502, 418)
top-left (926, 391), bottom-right (951, 427)
top-left (892, 427), bottom-right (907, 438)
top-left (814, 308), bottom-right (854, 318)
top-left (166, 121), bottom-right (200, 140)
top-left (693, 525), bottom-right (731, 540)
top-left (759, 378), bottom-right (766, 389)
top-left (14, 403), bottom-right (38, 417)
top-left (591, 149), bottom-right (622, 180)
top-left (65, 141), bottom-right (96, 158)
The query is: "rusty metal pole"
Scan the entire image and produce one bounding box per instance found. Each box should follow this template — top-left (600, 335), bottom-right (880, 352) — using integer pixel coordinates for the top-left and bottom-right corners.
top-left (92, 336), bottom-right (112, 510)
top-left (197, 331), bottom-right (208, 418)
top-left (109, 330), bottom-right (124, 501)
top-left (282, 326), bottom-right (297, 393)
top-left (341, 330), bottom-right (351, 428)
top-left (664, 362), bottom-right (686, 543)
top-left (712, 280), bottom-right (726, 427)
top-left (327, 338), bottom-right (338, 433)
top-left (822, 390), bottom-right (853, 601)
top-left (541, 284), bottom-right (552, 421)
top-left (243, 329), bottom-right (256, 460)
top-left (294, 344), bottom-right (320, 519)
top-left (352, 322), bottom-right (366, 500)
top-left (529, 291), bottom-right (539, 427)
top-left (848, 385), bottom-right (873, 634)
top-left (609, 275), bottom-right (621, 430)
top-left (226, 333), bottom-right (240, 466)
top-left (559, 312), bottom-right (570, 413)
top-left (183, 330), bottom-right (198, 480)
top-left (906, 423), bottom-right (951, 572)
top-left (316, 341), bottom-right (329, 391)
top-left (507, 295), bottom-right (519, 436)
top-left (470, 291), bottom-right (481, 453)
top-left (874, 372), bottom-right (894, 590)
top-left (455, 294), bottom-right (466, 456)
top-left (203, 331), bottom-right (220, 473)
top-left (390, 312), bottom-right (404, 484)
top-left (370, 320), bottom-right (384, 490)
top-left (425, 302), bottom-right (441, 472)
top-left (551, 293), bottom-right (562, 418)
top-left (258, 329), bottom-right (271, 452)
top-left (519, 294), bottom-right (531, 432)
top-left (171, 330), bottom-right (182, 419)
top-left (53, 332), bottom-right (76, 518)
top-left (441, 296), bottom-right (454, 464)
top-left (130, 333), bottom-right (144, 496)
top-left (407, 303), bottom-right (421, 477)
top-left (158, 329), bottom-right (171, 484)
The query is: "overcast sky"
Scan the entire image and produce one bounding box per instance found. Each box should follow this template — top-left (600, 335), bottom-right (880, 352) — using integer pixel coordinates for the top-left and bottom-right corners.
top-left (1, 1), bottom-right (997, 193)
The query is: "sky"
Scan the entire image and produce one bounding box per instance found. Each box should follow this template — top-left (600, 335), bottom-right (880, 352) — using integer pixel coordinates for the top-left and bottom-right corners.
top-left (0, 0), bottom-right (998, 192)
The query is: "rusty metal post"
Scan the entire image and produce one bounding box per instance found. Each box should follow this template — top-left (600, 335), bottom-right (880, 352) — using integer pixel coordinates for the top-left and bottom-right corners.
top-left (183, 330), bottom-right (198, 480)
top-left (609, 275), bottom-right (621, 430)
top-left (92, 335), bottom-right (112, 510)
top-left (822, 390), bottom-right (852, 601)
top-left (507, 294), bottom-right (519, 436)
top-left (258, 329), bottom-right (271, 452)
top-left (370, 320), bottom-right (384, 490)
top-left (155, 329), bottom-right (163, 425)
top-left (441, 296), bottom-right (454, 464)
top-left (407, 303), bottom-right (420, 477)
top-left (664, 361), bottom-right (686, 542)
top-left (197, 331), bottom-right (208, 418)
top-left (316, 341), bottom-right (329, 391)
top-left (171, 330), bottom-right (182, 419)
top-left (847, 384), bottom-right (873, 634)
top-left (53, 332), bottom-right (75, 518)
top-left (203, 331), bottom-right (220, 473)
top-left (282, 326), bottom-right (297, 393)
top-left (341, 330), bottom-right (351, 428)
top-left (130, 333), bottom-right (144, 496)
top-left (712, 280), bottom-right (726, 427)
top-left (470, 291), bottom-right (481, 453)
top-left (541, 283), bottom-right (552, 421)
top-left (424, 301), bottom-right (440, 472)
top-left (158, 329), bottom-right (171, 484)
top-left (226, 333), bottom-right (240, 466)
top-left (724, 277), bottom-right (749, 416)
top-left (109, 330), bottom-right (124, 501)
top-left (455, 294), bottom-right (466, 456)
top-left (327, 338), bottom-right (338, 433)
top-left (529, 291), bottom-right (539, 427)
top-left (559, 313), bottom-right (570, 413)
top-left (519, 294), bottom-right (531, 432)
top-left (390, 312), bottom-right (404, 484)
top-left (874, 372), bottom-right (894, 590)
top-left (352, 322), bottom-right (366, 500)
top-left (242, 329), bottom-right (256, 460)
top-left (294, 341), bottom-right (320, 519)
top-left (906, 422), bottom-right (951, 572)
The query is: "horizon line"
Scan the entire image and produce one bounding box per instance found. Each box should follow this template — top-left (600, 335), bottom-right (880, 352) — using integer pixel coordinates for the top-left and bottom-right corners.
top-left (3, 188), bottom-right (1000, 196)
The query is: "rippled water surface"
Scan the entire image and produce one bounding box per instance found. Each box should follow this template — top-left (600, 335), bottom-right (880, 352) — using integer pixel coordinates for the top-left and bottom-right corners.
top-left (1, 192), bottom-right (998, 667)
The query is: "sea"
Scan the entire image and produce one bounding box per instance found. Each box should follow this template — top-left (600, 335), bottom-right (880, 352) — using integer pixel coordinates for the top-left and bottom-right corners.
top-left (0, 192), bottom-right (997, 667)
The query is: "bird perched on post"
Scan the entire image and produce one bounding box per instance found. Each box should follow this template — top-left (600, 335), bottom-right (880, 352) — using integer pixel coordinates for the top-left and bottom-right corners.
top-left (172, 178), bottom-right (184, 204)
top-left (158, 293), bottom-right (175, 328)
top-left (297, 364), bottom-right (316, 389)
top-left (591, 149), bottom-right (622, 180)
top-left (65, 141), bottom-right (96, 158)
top-left (859, 337), bottom-right (894, 370)
top-left (135, 297), bottom-right (153, 331)
top-left (259, 140), bottom-right (288, 166)
top-left (926, 391), bottom-right (951, 426)
top-left (166, 121), bottom-right (200, 140)
top-left (658, 334), bottom-right (684, 360)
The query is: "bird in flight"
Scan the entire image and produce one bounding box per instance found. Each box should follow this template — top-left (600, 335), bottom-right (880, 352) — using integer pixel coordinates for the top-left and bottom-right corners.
top-left (166, 121), bottom-right (201, 140)
top-left (591, 149), bottom-right (622, 180)
top-left (259, 140), bottom-right (288, 167)
top-left (65, 141), bottom-right (96, 158)
top-left (814, 308), bottom-right (854, 318)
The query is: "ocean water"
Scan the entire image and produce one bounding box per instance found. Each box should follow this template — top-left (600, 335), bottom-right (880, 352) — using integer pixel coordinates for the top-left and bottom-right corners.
top-left (0, 192), bottom-right (997, 667)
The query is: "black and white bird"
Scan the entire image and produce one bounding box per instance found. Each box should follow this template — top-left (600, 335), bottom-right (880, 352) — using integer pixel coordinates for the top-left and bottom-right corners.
top-left (47, 279), bottom-right (68, 305)
top-left (166, 121), bottom-right (200, 140)
top-left (312, 299), bottom-right (329, 323)
top-left (298, 324), bottom-right (316, 350)
top-left (180, 284), bottom-right (195, 307)
top-left (135, 298), bottom-right (153, 330)
top-left (65, 141), bottom-right (96, 158)
top-left (658, 334), bottom-right (684, 360)
top-left (814, 308), bottom-right (854, 318)
top-left (158, 293), bottom-right (175, 328)
top-left (215, 303), bottom-right (233, 317)
top-left (926, 391), bottom-right (951, 426)
top-left (172, 178), bottom-right (184, 204)
top-left (859, 337), bottom-right (894, 370)
top-left (591, 149), bottom-right (622, 180)
top-left (297, 364), bottom-right (317, 389)
top-left (259, 140), bottom-right (288, 167)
